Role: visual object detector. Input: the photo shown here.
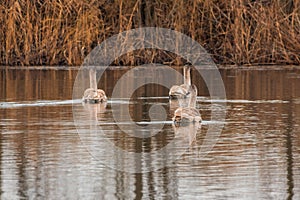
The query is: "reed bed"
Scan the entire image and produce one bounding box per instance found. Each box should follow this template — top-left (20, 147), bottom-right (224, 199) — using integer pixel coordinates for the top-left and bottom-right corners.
top-left (0, 0), bottom-right (299, 66)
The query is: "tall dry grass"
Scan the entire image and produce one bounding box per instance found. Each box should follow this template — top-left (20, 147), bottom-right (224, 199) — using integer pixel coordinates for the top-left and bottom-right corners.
top-left (0, 0), bottom-right (299, 66)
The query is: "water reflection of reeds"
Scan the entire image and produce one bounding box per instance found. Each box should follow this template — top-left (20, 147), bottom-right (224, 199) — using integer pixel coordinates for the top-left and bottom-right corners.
top-left (1, 67), bottom-right (300, 101)
top-left (1, 68), bottom-right (300, 198)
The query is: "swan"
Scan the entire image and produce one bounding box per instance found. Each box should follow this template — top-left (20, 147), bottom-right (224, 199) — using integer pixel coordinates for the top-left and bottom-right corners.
top-left (172, 85), bottom-right (201, 124)
top-left (82, 88), bottom-right (107, 103)
top-left (82, 68), bottom-right (107, 103)
top-left (169, 65), bottom-right (195, 99)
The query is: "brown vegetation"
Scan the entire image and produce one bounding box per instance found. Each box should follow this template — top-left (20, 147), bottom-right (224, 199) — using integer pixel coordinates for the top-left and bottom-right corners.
top-left (0, 0), bottom-right (299, 66)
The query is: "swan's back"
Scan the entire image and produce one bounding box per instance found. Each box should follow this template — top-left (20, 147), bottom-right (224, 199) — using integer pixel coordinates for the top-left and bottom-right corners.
top-left (97, 89), bottom-right (107, 100)
top-left (173, 107), bottom-right (202, 124)
top-left (169, 85), bottom-right (189, 99)
top-left (169, 65), bottom-right (193, 99)
top-left (82, 88), bottom-right (107, 103)
top-left (172, 78), bottom-right (201, 124)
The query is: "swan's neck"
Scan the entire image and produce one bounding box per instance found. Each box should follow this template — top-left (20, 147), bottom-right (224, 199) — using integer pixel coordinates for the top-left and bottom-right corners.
top-left (189, 92), bottom-right (196, 108)
top-left (89, 68), bottom-right (97, 90)
top-left (183, 66), bottom-right (191, 86)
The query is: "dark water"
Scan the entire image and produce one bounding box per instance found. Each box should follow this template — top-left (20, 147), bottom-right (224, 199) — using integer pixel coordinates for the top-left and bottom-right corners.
top-left (0, 66), bottom-right (300, 199)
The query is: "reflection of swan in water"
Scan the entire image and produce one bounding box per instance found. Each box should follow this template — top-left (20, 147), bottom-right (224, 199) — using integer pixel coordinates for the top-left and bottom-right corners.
top-left (82, 101), bottom-right (107, 120)
top-left (172, 85), bottom-right (201, 124)
top-left (169, 64), bottom-right (196, 99)
top-left (82, 68), bottom-right (107, 103)
top-left (81, 101), bottom-right (107, 138)
top-left (172, 121), bottom-right (201, 145)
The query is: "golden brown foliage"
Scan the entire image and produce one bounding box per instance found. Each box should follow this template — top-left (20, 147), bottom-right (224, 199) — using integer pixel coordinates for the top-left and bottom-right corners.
top-left (0, 0), bottom-right (299, 66)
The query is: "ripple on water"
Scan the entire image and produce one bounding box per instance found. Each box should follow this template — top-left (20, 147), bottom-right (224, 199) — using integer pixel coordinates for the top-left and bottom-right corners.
top-left (0, 93), bottom-right (299, 199)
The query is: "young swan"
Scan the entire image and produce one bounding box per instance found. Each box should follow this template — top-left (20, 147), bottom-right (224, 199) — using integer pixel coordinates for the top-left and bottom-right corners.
top-left (82, 88), bottom-right (107, 103)
top-left (82, 68), bottom-right (107, 103)
top-left (169, 65), bottom-right (193, 99)
top-left (172, 85), bottom-right (201, 124)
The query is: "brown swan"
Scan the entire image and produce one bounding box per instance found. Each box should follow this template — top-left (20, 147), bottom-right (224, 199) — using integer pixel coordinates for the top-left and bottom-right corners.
top-left (172, 85), bottom-right (201, 124)
top-left (82, 68), bottom-right (107, 103)
top-left (169, 65), bottom-right (196, 99)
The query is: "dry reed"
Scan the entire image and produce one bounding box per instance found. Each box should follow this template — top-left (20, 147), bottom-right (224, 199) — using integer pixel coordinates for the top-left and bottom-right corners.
top-left (0, 0), bottom-right (299, 66)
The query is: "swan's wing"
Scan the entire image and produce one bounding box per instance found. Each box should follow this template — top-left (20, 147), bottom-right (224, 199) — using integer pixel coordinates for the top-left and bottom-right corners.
top-left (169, 85), bottom-right (180, 95)
top-left (174, 107), bottom-right (202, 123)
top-left (83, 88), bottom-right (97, 99)
top-left (97, 89), bottom-right (107, 101)
top-left (83, 88), bottom-right (107, 103)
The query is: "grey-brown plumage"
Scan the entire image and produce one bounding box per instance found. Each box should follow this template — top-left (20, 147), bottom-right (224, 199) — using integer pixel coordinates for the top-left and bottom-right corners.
top-left (82, 88), bottom-right (107, 103)
top-left (172, 80), bottom-right (201, 124)
top-left (169, 65), bottom-right (196, 99)
top-left (82, 68), bottom-right (107, 104)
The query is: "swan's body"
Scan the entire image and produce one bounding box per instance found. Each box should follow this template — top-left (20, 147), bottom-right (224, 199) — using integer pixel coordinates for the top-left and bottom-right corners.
top-left (82, 88), bottom-right (107, 103)
top-left (169, 85), bottom-right (189, 99)
top-left (172, 84), bottom-right (201, 124)
top-left (82, 68), bottom-right (107, 103)
top-left (169, 65), bottom-right (195, 99)
top-left (173, 107), bottom-right (201, 124)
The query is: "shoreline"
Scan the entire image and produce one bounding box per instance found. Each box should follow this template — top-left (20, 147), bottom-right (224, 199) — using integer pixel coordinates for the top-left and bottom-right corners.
top-left (1, 65), bottom-right (300, 71)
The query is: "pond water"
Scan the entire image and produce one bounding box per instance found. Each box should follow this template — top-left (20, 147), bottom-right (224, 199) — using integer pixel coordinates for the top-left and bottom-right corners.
top-left (0, 66), bottom-right (300, 199)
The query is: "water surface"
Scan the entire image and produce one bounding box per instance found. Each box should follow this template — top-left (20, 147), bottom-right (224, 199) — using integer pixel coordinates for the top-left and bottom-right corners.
top-left (0, 67), bottom-right (300, 199)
